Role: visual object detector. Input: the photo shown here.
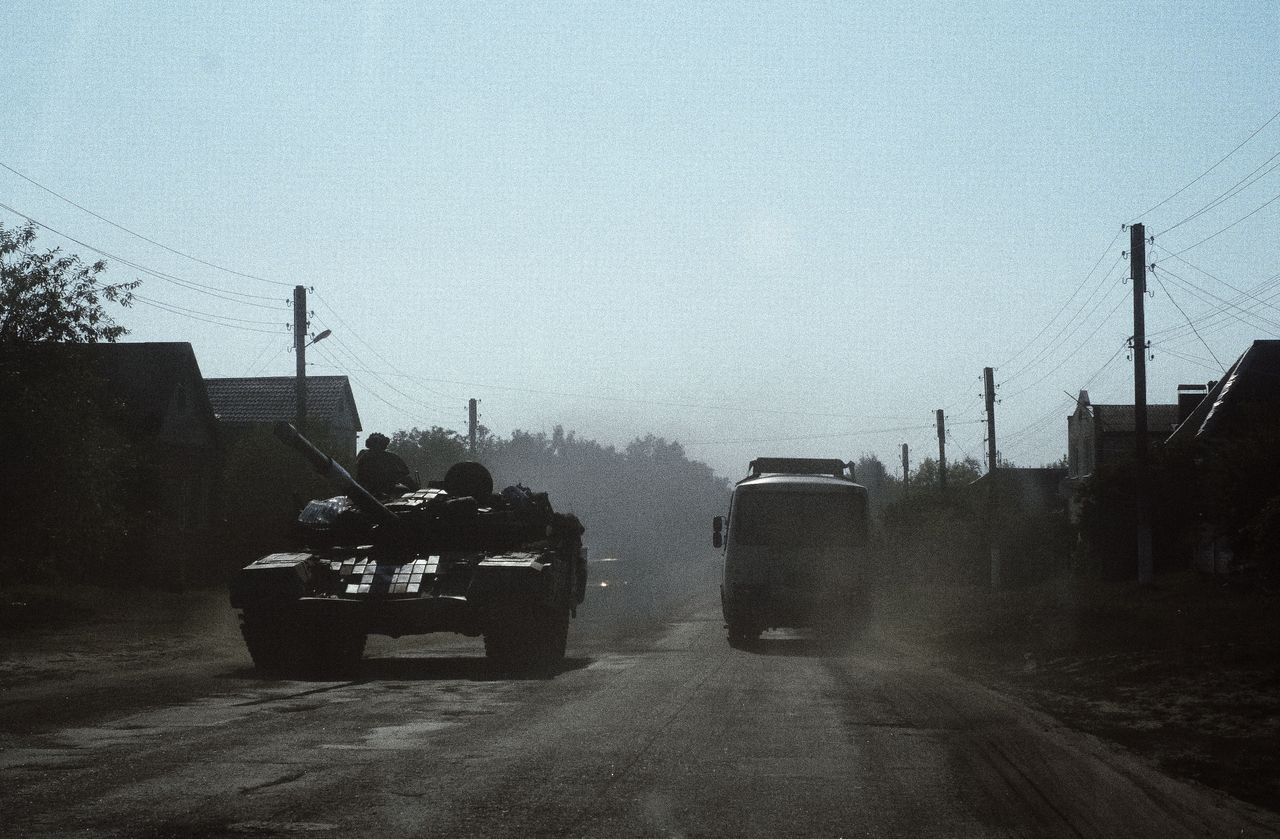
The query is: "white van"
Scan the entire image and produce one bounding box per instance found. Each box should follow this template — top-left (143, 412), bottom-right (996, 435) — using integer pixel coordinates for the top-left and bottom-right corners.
top-left (712, 458), bottom-right (869, 644)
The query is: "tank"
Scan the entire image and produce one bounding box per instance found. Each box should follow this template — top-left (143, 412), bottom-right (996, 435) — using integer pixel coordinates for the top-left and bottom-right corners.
top-left (229, 422), bottom-right (587, 678)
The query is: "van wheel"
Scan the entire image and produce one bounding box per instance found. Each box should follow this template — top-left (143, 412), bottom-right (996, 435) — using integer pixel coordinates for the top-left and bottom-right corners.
top-left (727, 621), bottom-right (759, 648)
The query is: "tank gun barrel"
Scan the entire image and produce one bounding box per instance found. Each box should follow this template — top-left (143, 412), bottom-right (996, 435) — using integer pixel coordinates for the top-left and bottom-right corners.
top-left (273, 422), bottom-right (398, 526)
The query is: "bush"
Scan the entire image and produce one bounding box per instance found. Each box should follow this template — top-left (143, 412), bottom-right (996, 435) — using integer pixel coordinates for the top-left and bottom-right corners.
top-left (1076, 447), bottom-right (1201, 579)
top-left (0, 354), bottom-right (136, 583)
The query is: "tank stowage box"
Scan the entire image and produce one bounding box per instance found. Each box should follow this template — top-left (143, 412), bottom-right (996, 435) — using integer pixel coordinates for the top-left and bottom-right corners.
top-left (711, 457), bottom-right (869, 645)
top-left (229, 423), bottom-right (586, 678)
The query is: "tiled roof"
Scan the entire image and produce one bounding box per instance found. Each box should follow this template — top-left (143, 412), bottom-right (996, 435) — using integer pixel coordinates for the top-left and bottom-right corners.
top-left (205, 376), bottom-right (361, 430)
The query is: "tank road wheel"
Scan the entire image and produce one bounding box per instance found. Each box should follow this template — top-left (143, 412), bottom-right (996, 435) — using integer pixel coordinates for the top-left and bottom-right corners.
top-left (241, 605), bottom-right (364, 680)
top-left (239, 603), bottom-right (302, 673)
top-left (485, 599), bottom-right (570, 673)
top-left (532, 601), bottom-right (571, 665)
top-left (297, 614), bottom-right (366, 680)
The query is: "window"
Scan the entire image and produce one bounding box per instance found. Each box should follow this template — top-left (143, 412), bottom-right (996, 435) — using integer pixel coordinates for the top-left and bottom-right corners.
top-left (731, 490), bottom-right (867, 548)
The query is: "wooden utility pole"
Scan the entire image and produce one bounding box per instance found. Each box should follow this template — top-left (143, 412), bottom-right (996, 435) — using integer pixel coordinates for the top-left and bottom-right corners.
top-left (468, 398), bottom-right (479, 455)
top-left (293, 285), bottom-right (307, 433)
top-left (984, 366), bottom-right (1001, 589)
top-left (901, 443), bottom-right (910, 495)
top-left (1131, 223), bottom-right (1153, 585)
top-left (936, 409), bottom-right (947, 491)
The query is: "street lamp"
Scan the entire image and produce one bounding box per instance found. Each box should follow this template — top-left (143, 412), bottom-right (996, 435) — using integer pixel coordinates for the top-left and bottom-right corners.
top-left (296, 328), bottom-right (331, 432)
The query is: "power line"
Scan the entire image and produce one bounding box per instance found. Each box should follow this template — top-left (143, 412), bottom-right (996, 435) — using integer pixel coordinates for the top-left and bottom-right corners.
top-left (998, 342), bottom-right (1126, 463)
top-left (940, 374), bottom-right (982, 414)
top-left (308, 317), bottom-right (454, 415)
top-left (0, 160), bottom-right (291, 287)
top-left (315, 289), bottom-right (927, 424)
top-left (346, 366), bottom-right (925, 424)
top-left (1152, 263), bottom-right (1280, 338)
top-left (1150, 267), bottom-right (1226, 371)
top-left (1166, 184), bottom-right (1280, 258)
top-left (1002, 291), bottom-right (1130, 400)
top-left (996, 227), bottom-right (1124, 371)
top-left (1149, 342), bottom-right (1225, 374)
top-left (131, 296), bottom-right (286, 334)
top-left (1155, 149), bottom-right (1280, 238)
top-left (249, 343), bottom-right (291, 376)
top-left (0, 201), bottom-right (288, 318)
top-left (997, 255), bottom-right (1125, 387)
top-left (311, 343), bottom-right (454, 426)
top-left (132, 293), bottom-right (285, 326)
top-left (1151, 246), bottom-right (1280, 321)
top-left (682, 419), bottom-right (985, 448)
top-left (1002, 342), bottom-right (1125, 446)
top-left (946, 429), bottom-right (978, 464)
top-left (311, 291), bottom-right (454, 399)
top-left (241, 338), bottom-right (280, 376)
top-left (1130, 106), bottom-right (1280, 221)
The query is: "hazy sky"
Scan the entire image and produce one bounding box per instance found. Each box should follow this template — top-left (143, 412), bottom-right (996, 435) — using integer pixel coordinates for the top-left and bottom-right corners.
top-left (4, 1), bottom-right (1278, 481)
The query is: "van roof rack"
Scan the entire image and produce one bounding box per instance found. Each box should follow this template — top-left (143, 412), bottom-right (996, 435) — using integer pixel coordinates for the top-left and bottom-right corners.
top-left (747, 458), bottom-right (852, 480)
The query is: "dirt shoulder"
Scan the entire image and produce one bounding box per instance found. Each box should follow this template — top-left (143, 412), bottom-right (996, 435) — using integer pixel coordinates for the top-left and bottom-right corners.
top-left (0, 585), bottom-right (242, 692)
top-left (876, 570), bottom-right (1280, 815)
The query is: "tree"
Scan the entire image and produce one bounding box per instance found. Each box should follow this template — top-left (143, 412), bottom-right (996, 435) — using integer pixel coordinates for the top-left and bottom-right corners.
top-left (0, 224), bottom-right (139, 579)
top-left (0, 221), bottom-right (137, 343)
top-left (854, 453), bottom-right (901, 516)
top-left (911, 455), bottom-right (981, 489)
top-left (392, 426), bottom-right (473, 484)
top-left (388, 421), bottom-right (730, 567)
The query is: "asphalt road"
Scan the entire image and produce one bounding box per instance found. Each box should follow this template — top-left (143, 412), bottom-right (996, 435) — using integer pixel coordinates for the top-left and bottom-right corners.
top-left (2, 580), bottom-right (1278, 839)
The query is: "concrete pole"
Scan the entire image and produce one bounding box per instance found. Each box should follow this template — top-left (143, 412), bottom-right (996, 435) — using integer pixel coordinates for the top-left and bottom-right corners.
top-left (1131, 224), bottom-right (1153, 585)
top-left (936, 410), bottom-right (947, 492)
top-left (293, 285), bottom-right (307, 433)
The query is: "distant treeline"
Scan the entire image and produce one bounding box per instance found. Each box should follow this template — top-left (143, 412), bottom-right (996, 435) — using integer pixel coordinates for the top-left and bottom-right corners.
top-left (390, 425), bottom-right (730, 566)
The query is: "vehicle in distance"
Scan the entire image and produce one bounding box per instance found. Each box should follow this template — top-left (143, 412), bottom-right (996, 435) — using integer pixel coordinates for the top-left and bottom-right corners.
top-left (229, 423), bottom-right (587, 678)
top-left (712, 457), bottom-right (870, 645)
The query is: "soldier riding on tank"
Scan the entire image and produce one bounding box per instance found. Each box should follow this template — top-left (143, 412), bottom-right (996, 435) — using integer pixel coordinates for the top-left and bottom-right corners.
top-left (355, 432), bottom-right (419, 498)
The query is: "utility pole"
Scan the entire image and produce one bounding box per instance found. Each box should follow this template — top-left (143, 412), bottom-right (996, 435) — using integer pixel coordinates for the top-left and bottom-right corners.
top-left (984, 367), bottom-right (998, 473)
top-left (293, 285), bottom-right (307, 433)
top-left (984, 366), bottom-right (1001, 589)
top-left (468, 398), bottom-right (479, 455)
top-left (1131, 223), bottom-right (1153, 585)
top-left (901, 443), bottom-right (910, 495)
top-left (936, 409), bottom-right (947, 491)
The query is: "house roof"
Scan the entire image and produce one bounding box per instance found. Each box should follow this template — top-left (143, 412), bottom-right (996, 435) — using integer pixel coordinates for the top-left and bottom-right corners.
top-left (972, 467), bottom-right (1069, 511)
top-left (1090, 403), bottom-right (1181, 435)
top-left (0, 341), bottom-right (219, 442)
top-left (205, 376), bottom-right (361, 431)
top-left (1168, 340), bottom-right (1280, 444)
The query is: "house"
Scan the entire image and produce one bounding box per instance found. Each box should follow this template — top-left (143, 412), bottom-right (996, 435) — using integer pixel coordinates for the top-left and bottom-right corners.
top-left (973, 467), bottom-right (1069, 514)
top-left (1167, 340), bottom-right (1280, 575)
top-left (89, 343), bottom-right (222, 541)
top-left (1066, 390), bottom-right (1180, 480)
top-left (970, 466), bottom-right (1070, 585)
top-left (0, 341), bottom-right (222, 585)
top-left (1167, 340), bottom-right (1280, 446)
top-left (205, 375), bottom-right (362, 456)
